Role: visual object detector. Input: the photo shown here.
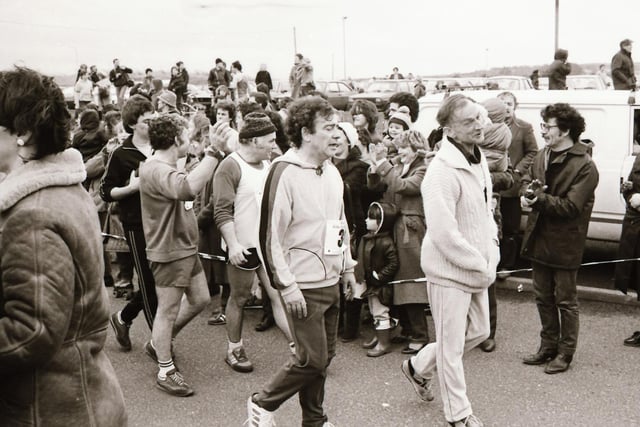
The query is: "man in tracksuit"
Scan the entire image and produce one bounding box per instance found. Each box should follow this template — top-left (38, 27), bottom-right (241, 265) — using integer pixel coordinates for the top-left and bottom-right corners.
top-left (247, 97), bottom-right (357, 427)
top-left (101, 95), bottom-right (157, 351)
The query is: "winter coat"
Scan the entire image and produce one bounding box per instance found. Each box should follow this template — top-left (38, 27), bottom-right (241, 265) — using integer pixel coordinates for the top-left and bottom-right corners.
top-left (335, 146), bottom-right (369, 245)
top-left (0, 149), bottom-right (126, 426)
top-left (501, 117), bottom-right (538, 198)
top-left (169, 73), bottom-right (187, 94)
top-left (614, 154), bottom-right (640, 297)
top-left (611, 49), bottom-right (637, 90)
top-left (520, 141), bottom-right (599, 269)
top-left (255, 70), bottom-right (273, 90)
top-left (548, 58), bottom-right (571, 90)
top-left (480, 122), bottom-right (511, 173)
top-left (367, 156), bottom-right (428, 305)
top-left (355, 203), bottom-right (399, 306)
top-left (109, 65), bottom-right (132, 88)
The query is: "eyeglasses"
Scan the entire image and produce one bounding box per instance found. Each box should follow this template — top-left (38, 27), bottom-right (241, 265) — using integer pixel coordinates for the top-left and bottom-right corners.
top-left (540, 123), bottom-right (559, 132)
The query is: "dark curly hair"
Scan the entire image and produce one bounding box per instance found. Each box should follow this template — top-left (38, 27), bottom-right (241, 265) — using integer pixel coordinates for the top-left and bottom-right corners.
top-left (264, 110), bottom-right (290, 154)
top-left (211, 99), bottom-right (237, 128)
top-left (148, 114), bottom-right (183, 151)
top-left (286, 96), bottom-right (334, 148)
top-left (0, 67), bottom-right (71, 159)
top-left (540, 103), bottom-right (585, 143)
top-left (389, 92), bottom-right (419, 123)
top-left (349, 99), bottom-right (378, 133)
top-left (122, 94), bottom-right (153, 133)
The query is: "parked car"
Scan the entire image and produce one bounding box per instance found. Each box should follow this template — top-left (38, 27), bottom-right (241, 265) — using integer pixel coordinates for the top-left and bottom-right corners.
top-left (486, 75), bottom-right (534, 91)
top-left (347, 79), bottom-right (415, 110)
top-left (313, 80), bottom-right (357, 110)
top-left (538, 75), bottom-right (609, 90)
top-left (422, 77), bottom-right (486, 93)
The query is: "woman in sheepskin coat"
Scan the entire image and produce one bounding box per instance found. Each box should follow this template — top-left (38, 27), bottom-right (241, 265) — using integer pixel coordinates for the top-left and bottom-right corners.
top-left (0, 67), bottom-right (126, 426)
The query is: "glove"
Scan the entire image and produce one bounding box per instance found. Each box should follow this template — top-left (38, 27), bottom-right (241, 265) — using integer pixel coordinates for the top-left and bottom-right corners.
top-left (630, 193), bottom-right (640, 209)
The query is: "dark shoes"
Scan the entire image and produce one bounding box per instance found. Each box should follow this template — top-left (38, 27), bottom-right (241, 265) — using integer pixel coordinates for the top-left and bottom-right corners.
top-left (522, 349), bottom-right (557, 365)
top-left (110, 311), bottom-right (131, 351)
top-left (479, 338), bottom-right (496, 353)
top-left (255, 315), bottom-right (275, 332)
top-left (544, 353), bottom-right (572, 374)
top-left (623, 330), bottom-right (640, 347)
top-left (226, 347), bottom-right (254, 373)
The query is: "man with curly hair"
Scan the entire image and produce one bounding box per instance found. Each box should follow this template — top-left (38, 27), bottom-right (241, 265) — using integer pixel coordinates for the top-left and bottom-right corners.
top-left (139, 114), bottom-right (224, 396)
top-left (520, 103), bottom-right (598, 374)
top-left (247, 96), bottom-right (357, 426)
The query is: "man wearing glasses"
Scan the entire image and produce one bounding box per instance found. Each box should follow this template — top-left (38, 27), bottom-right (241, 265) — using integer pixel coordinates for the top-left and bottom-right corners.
top-left (520, 103), bottom-right (599, 374)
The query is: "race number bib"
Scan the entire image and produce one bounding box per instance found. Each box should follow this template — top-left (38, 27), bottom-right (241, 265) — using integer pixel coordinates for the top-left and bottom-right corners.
top-left (324, 220), bottom-right (347, 255)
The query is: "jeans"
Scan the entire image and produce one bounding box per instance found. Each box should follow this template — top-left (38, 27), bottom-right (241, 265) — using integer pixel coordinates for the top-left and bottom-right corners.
top-left (254, 284), bottom-right (340, 427)
top-left (532, 262), bottom-right (579, 356)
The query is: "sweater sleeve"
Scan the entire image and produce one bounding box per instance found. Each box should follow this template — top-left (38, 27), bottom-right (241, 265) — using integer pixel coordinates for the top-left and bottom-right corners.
top-left (376, 160), bottom-right (425, 196)
top-left (212, 157), bottom-right (242, 230)
top-left (0, 210), bottom-right (74, 374)
top-left (144, 162), bottom-right (195, 201)
top-left (260, 165), bottom-right (297, 290)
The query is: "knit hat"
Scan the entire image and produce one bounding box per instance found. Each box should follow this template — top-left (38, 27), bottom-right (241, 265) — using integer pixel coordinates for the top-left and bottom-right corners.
top-left (158, 91), bottom-right (177, 109)
top-left (239, 112), bottom-right (276, 139)
top-left (388, 106), bottom-right (412, 130)
top-left (79, 109), bottom-right (100, 132)
top-left (338, 122), bottom-right (359, 147)
top-left (482, 98), bottom-right (507, 124)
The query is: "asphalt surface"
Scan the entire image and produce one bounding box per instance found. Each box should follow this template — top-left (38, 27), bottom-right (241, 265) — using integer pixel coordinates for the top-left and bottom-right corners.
top-left (105, 286), bottom-right (640, 427)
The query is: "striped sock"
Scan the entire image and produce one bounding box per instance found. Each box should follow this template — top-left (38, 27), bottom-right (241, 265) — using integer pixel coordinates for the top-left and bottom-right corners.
top-left (158, 359), bottom-right (175, 380)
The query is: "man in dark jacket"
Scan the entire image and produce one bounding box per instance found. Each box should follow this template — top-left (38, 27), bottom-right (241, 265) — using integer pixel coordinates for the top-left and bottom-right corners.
top-left (208, 58), bottom-right (232, 102)
top-left (520, 103), bottom-right (599, 374)
top-left (611, 38), bottom-right (636, 90)
top-left (497, 91), bottom-right (539, 271)
top-left (548, 49), bottom-right (571, 90)
top-left (255, 63), bottom-right (273, 90)
top-left (109, 58), bottom-right (133, 108)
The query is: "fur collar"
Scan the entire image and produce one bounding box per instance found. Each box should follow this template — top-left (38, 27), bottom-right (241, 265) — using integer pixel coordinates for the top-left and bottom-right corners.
top-left (0, 148), bottom-right (87, 212)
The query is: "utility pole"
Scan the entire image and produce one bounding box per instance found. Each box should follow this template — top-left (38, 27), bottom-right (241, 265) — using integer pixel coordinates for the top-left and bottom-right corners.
top-left (554, 0), bottom-right (559, 51)
top-left (342, 16), bottom-right (347, 79)
top-left (293, 26), bottom-right (297, 55)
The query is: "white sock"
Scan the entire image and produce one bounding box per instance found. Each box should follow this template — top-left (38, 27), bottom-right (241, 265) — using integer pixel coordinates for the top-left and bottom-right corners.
top-left (288, 342), bottom-right (296, 355)
top-left (116, 311), bottom-right (125, 325)
top-left (228, 339), bottom-right (243, 353)
top-left (158, 359), bottom-right (175, 379)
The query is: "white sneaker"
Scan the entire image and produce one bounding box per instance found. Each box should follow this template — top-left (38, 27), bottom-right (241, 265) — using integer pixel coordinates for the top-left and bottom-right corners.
top-left (246, 396), bottom-right (276, 427)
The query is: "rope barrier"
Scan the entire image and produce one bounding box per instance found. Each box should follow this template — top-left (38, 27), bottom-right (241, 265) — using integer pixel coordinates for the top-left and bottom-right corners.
top-left (102, 232), bottom-right (227, 262)
top-left (387, 257), bottom-right (640, 285)
top-left (103, 232), bottom-right (639, 284)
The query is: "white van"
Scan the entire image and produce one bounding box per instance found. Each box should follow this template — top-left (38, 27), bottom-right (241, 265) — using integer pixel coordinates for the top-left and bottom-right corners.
top-left (414, 90), bottom-right (640, 243)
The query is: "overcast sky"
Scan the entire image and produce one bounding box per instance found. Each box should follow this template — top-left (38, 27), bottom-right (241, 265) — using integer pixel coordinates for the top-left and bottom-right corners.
top-left (1, 0), bottom-right (638, 82)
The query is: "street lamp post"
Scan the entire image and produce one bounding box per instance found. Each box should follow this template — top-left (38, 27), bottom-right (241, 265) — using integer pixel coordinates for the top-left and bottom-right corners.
top-left (342, 16), bottom-right (347, 79)
top-left (554, 0), bottom-right (559, 51)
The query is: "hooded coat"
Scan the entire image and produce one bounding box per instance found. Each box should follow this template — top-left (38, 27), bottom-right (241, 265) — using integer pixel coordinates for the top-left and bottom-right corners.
top-left (0, 149), bottom-right (126, 426)
top-left (614, 154), bottom-right (640, 298)
top-left (520, 141), bottom-right (599, 269)
top-left (355, 202), bottom-right (399, 306)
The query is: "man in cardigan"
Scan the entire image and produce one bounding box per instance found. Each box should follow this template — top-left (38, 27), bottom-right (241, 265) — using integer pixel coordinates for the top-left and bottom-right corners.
top-left (401, 94), bottom-right (499, 427)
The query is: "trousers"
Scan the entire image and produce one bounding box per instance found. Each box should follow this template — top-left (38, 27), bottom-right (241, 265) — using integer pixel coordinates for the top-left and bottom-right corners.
top-left (411, 283), bottom-right (489, 423)
top-left (254, 285), bottom-right (340, 427)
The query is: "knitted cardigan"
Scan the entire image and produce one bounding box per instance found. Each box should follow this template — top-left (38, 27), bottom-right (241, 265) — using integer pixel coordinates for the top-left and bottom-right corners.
top-left (421, 139), bottom-right (499, 293)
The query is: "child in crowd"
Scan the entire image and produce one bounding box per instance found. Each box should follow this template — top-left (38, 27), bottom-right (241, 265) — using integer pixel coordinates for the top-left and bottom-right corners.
top-left (353, 201), bottom-right (399, 357)
top-left (383, 105), bottom-right (412, 161)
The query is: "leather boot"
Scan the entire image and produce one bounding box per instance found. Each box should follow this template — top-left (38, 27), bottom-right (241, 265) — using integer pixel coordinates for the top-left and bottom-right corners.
top-left (367, 328), bottom-right (391, 357)
top-left (522, 348), bottom-right (557, 365)
top-left (544, 353), bottom-right (572, 374)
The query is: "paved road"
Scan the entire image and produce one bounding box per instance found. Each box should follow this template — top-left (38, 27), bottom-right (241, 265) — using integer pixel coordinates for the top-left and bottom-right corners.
top-left (106, 288), bottom-right (640, 427)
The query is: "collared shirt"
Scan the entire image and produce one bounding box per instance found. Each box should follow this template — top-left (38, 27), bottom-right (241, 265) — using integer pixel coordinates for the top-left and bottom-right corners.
top-left (447, 137), bottom-right (481, 164)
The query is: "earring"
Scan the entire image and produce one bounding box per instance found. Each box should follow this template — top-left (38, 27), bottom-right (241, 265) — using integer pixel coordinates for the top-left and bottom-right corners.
top-left (16, 138), bottom-right (24, 146)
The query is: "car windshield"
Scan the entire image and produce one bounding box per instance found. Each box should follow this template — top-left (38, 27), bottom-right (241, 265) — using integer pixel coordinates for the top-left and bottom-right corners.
top-left (568, 77), bottom-right (600, 90)
top-left (366, 81), bottom-right (398, 92)
top-left (487, 78), bottom-right (520, 90)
